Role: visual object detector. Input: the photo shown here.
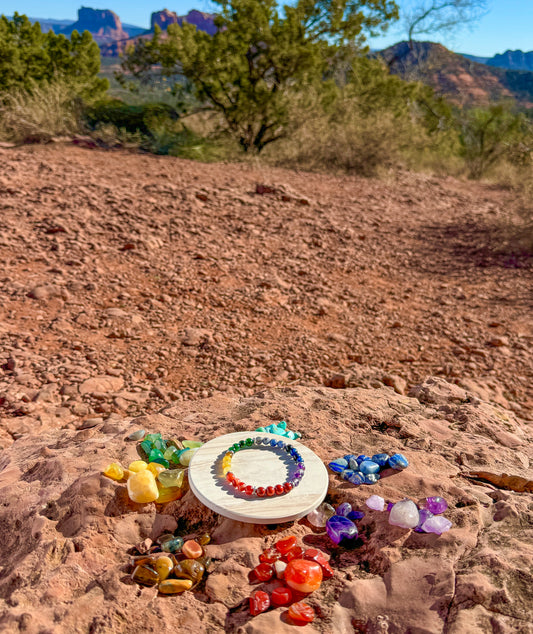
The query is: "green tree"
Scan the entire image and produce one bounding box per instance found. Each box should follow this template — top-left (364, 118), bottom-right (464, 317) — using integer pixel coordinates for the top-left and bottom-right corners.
top-left (0, 13), bottom-right (107, 98)
top-left (121, 0), bottom-right (398, 152)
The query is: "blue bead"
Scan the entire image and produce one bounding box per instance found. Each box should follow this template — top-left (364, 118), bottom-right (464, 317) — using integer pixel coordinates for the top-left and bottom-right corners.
top-left (348, 471), bottom-right (365, 485)
top-left (270, 439), bottom-right (277, 447)
top-left (341, 469), bottom-right (355, 481)
top-left (359, 460), bottom-right (380, 475)
top-left (372, 453), bottom-right (390, 467)
top-left (357, 454), bottom-right (371, 464)
top-left (364, 473), bottom-right (380, 484)
top-left (328, 459), bottom-right (348, 473)
top-left (388, 453), bottom-right (409, 470)
top-left (262, 437), bottom-right (270, 445)
top-left (290, 448), bottom-right (298, 456)
top-left (276, 440), bottom-right (285, 448)
top-left (347, 510), bottom-right (365, 520)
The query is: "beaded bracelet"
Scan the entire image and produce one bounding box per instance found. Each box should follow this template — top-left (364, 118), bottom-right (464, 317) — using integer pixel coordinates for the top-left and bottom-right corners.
top-left (222, 437), bottom-right (305, 497)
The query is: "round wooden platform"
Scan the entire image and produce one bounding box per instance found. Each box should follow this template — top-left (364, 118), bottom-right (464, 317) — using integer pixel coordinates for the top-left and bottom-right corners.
top-left (188, 432), bottom-right (329, 524)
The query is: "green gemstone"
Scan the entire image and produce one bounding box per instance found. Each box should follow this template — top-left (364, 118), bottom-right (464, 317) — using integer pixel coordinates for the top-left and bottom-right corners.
top-left (145, 433), bottom-right (163, 444)
top-left (148, 448), bottom-right (169, 467)
top-left (158, 469), bottom-right (185, 488)
top-left (239, 440), bottom-right (245, 447)
top-left (255, 426), bottom-right (265, 432)
top-left (163, 446), bottom-right (179, 461)
top-left (245, 438), bottom-right (253, 446)
top-left (182, 440), bottom-right (202, 449)
top-left (140, 439), bottom-right (153, 454)
top-left (161, 536), bottom-right (184, 553)
top-left (278, 421), bottom-right (287, 429)
top-left (153, 439), bottom-right (167, 452)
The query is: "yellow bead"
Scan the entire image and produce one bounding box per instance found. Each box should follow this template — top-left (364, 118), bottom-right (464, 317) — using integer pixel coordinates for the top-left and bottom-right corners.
top-left (147, 462), bottom-right (167, 477)
top-left (154, 556), bottom-right (174, 581)
top-left (128, 460), bottom-right (148, 473)
top-left (127, 470), bottom-right (159, 503)
top-left (158, 579), bottom-right (193, 594)
top-left (224, 452), bottom-right (232, 460)
top-left (103, 462), bottom-right (124, 481)
top-left (222, 465), bottom-right (231, 475)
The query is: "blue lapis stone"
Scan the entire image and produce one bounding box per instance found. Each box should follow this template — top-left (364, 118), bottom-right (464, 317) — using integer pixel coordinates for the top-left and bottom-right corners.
top-left (348, 471), bottom-right (365, 485)
top-left (343, 454), bottom-right (357, 463)
top-left (388, 453), bottom-right (409, 470)
top-left (328, 458), bottom-right (348, 473)
top-left (347, 510), bottom-right (365, 521)
top-left (359, 460), bottom-right (380, 475)
top-left (348, 457), bottom-right (359, 470)
top-left (341, 469), bottom-right (355, 481)
top-left (372, 453), bottom-right (390, 467)
top-left (356, 454), bottom-right (371, 464)
top-left (364, 473), bottom-right (380, 484)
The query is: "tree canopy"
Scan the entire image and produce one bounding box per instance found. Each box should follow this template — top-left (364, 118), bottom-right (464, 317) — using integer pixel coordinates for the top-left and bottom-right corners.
top-left (122, 0), bottom-right (399, 152)
top-left (0, 13), bottom-right (107, 98)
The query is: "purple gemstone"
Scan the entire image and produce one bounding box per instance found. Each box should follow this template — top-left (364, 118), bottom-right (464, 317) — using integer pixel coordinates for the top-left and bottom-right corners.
top-left (347, 510), bottom-right (365, 521)
top-left (425, 496), bottom-right (448, 515)
top-left (336, 502), bottom-right (352, 517)
top-left (386, 502), bottom-right (394, 513)
top-left (326, 515), bottom-right (358, 544)
top-left (415, 508), bottom-right (434, 532)
top-left (297, 462), bottom-right (305, 470)
top-left (421, 515), bottom-right (452, 535)
top-left (294, 470), bottom-right (304, 479)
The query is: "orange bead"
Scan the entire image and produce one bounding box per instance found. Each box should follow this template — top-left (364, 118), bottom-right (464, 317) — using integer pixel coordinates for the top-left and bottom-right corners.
top-left (284, 559), bottom-right (323, 593)
top-left (182, 540), bottom-right (203, 559)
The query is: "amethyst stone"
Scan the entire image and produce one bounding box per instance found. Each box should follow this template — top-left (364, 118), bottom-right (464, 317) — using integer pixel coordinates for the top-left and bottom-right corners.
top-left (326, 515), bottom-right (358, 544)
top-left (336, 502), bottom-right (352, 517)
top-left (415, 508), bottom-right (434, 532)
top-left (425, 496), bottom-right (448, 515)
top-left (347, 510), bottom-right (365, 521)
top-left (421, 516), bottom-right (452, 535)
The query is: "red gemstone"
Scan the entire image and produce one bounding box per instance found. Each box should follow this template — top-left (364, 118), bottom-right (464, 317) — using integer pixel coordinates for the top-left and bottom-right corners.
top-left (259, 548), bottom-right (281, 564)
top-left (284, 546), bottom-right (305, 562)
top-left (304, 548), bottom-right (334, 578)
top-left (275, 536), bottom-right (297, 555)
top-left (283, 482), bottom-right (293, 493)
top-left (237, 481), bottom-right (247, 492)
top-left (256, 487), bottom-right (266, 497)
top-left (249, 590), bottom-right (270, 616)
top-left (253, 563), bottom-right (274, 582)
top-left (275, 484), bottom-right (284, 495)
top-left (244, 485), bottom-right (255, 496)
top-left (287, 601), bottom-right (315, 624)
top-left (266, 486), bottom-right (275, 497)
top-left (271, 586), bottom-right (293, 607)
top-left (226, 472), bottom-right (235, 484)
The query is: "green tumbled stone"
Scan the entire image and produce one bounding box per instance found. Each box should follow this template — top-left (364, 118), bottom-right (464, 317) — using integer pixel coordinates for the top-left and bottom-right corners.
top-left (182, 440), bottom-right (202, 449)
top-left (161, 536), bottom-right (184, 553)
top-left (163, 446), bottom-right (180, 461)
top-left (278, 421), bottom-right (287, 429)
top-left (145, 433), bottom-right (163, 444)
top-left (153, 439), bottom-right (167, 452)
top-left (148, 448), bottom-right (169, 467)
top-left (158, 469), bottom-right (185, 489)
top-left (127, 429), bottom-right (146, 441)
top-left (255, 426), bottom-right (265, 432)
top-left (140, 439), bottom-right (153, 454)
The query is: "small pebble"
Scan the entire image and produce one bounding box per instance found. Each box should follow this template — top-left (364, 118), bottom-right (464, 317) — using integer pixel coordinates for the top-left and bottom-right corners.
top-left (127, 429), bottom-right (146, 441)
top-left (366, 494), bottom-right (385, 511)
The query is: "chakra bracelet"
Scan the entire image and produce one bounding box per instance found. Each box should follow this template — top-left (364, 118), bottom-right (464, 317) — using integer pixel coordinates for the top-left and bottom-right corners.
top-left (222, 437), bottom-right (305, 497)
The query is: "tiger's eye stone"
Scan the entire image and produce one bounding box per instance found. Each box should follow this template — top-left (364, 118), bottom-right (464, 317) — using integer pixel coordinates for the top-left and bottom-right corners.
top-left (127, 470), bottom-right (159, 503)
top-left (198, 533), bottom-right (211, 546)
top-left (103, 462), bottom-right (124, 481)
top-left (158, 579), bottom-right (193, 594)
top-left (173, 559), bottom-right (205, 585)
top-left (182, 540), bottom-right (203, 559)
top-left (154, 556), bottom-right (174, 581)
top-left (132, 564), bottom-right (159, 586)
top-left (285, 559), bottom-right (322, 593)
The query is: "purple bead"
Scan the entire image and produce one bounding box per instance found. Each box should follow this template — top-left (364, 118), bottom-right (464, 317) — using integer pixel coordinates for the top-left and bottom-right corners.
top-left (347, 510), bottom-right (365, 521)
top-left (421, 515), bottom-right (452, 535)
top-left (415, 508), bottom-right (434, 532)
top-left (297, 462), bottom-right (305, 470)
top-left (326, 515), bottom-right (358, 544)
top-left (425, 496), bottom-right (448, 515)
top-left (336, 502), bottom-right (352, 517)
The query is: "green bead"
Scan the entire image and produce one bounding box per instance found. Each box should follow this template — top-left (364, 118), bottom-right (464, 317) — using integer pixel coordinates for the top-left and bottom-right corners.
top-left (148, 448), bottom-right (169, 467)
top-left (182, 440), bottom-right (202, 449)
top-left (245, 438), bottom-right (253, 446)
top-left (163, 446), bottom-right (180, 461)
top-left (239, 440), bottom-right (245, 447)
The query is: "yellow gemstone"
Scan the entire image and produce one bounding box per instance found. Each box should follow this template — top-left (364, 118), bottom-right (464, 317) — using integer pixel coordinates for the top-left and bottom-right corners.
top-left (222, 465), bottom-right (231, 475)
top-left (147, 462), bottom-right (167, 477)
top-left (224, 452), bottom-right (232, 460)
top-left (158, 469), bottom-right (185, 489)
top-left (128, 460), bottom-right (148, 473)
top-left (103, 462), bottom-right (124, 481)
top-left (154, 556), bottom-right (174, 581)
top-left (127, 470), bottom-right (159, 503)
top-left (156, 483), bottom-right (184, 503)
top-left (158, 579), bottom-right (193, 594)
top-left (179, 448), bottom-right (197, 467)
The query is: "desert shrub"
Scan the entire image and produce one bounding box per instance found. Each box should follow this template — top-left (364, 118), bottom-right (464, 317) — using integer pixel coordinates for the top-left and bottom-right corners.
top-left (85, 100), bottom-right (179, 138)
top-left (0, 80), bottom-right (84, 143)
top-left (0, 13), bottom-right (107, 99)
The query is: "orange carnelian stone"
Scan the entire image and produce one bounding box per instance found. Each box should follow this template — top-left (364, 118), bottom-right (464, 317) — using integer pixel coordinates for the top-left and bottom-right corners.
top-left (288, 601), bottom-right (315, 624)
top-left (271, 586), bottom-right (293, 606)
top-left (253, 562), bottom-right (274, 582)
top-left (285, 559), bottom-right (323, 593)
top-left (182, 540), bottom-right (203, 559)
top-left (259, 548), bottom-right (282, 564)
top-left (249, 590), bottom-right (270, 616)
top-left (275, 535), bottom-right (297, 555)
top-left (284, 546), bottom-right (305, 562)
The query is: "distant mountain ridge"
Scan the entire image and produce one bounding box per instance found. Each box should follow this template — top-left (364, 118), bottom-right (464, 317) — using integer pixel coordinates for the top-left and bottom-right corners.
top-left (381, 41), bottom-right (533, 107)
top-left (486, 50), bottom-right (533, 72)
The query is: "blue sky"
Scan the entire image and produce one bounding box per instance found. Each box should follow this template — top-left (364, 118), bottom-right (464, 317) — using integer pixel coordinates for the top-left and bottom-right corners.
top-left (3, 0), bottom-right (532, 56)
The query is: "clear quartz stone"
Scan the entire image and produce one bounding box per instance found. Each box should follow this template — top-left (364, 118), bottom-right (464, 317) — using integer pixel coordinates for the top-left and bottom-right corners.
top-left (307, 502), bottom-right (336, 527)
top-left (388, 499), bottom-right (420, 529)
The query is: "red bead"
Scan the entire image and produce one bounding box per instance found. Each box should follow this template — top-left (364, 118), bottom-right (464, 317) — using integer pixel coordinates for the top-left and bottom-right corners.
top-left (271, 586), bottom-right (293, 607)
top-left (226, 472), bottom-right (235, 484)
top-left (249, 590), bottom-right (270, 616)
top-left (266, 486), bottom-right (275, 497)
top-left (304, 548), bottom-right (334, 579)
top-left (275, 484), bottom-right (284, 495)
top-left (259, 548), bottom-right (281, 564)
top-left (275, 536), bottom-right (297, 555)
top-left (283, 482), bottom-right (293, 493)
top-left (287, 601), bottom-right (315, 624)
top-left (253, 563), bottom-right (274, 582)
top-left (256, 487), bottom-right (266, 497)
top-left (237, 481), bottom-right (247, 492)
top-left (244, 485), bottom-right (255, 496)
top-left (284, 546), bottom-right (305, 562)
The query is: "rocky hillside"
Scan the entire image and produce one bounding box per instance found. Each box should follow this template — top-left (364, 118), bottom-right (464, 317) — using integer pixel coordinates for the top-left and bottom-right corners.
top-left (381, 41), bottom-right (533, 106)
top-left (59, 7), bottom-right (129, 45)
top-left (487, 50), bottom-right (533, 72)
